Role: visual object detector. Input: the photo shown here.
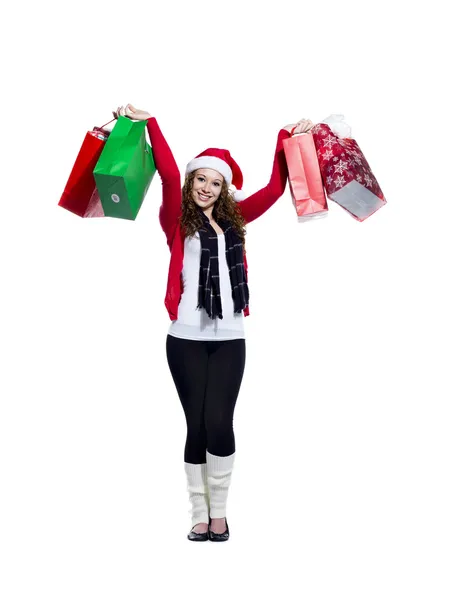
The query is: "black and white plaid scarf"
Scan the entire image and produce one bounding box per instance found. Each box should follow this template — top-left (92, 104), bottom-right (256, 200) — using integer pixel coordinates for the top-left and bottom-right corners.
top-left (197, 208), bottom-right (249, 320)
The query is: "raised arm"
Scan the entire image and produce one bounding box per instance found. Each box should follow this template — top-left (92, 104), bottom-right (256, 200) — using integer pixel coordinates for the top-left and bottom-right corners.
top-left (145, 117), bottom-right (180, 183)
top-left (145, 117), bottom-right (182, 248)
top-left (114, 105), bottom-right (182, 247)
top-left (236, 118), bottom-right (314, 224)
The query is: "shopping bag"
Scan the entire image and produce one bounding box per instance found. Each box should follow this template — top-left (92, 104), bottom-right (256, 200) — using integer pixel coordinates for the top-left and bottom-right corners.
top-left (58, 119), bottom-right (115, 218)
top-left (311, 115), bottom-right (386, 221)
top-left (283, 128), bottom-right (328, 222)
top-left (93, 116), bottom-right (156, 220)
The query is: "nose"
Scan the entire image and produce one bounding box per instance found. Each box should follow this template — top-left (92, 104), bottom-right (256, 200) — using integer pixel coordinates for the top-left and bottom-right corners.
top-left (201, 182), bottom-right (212, 194)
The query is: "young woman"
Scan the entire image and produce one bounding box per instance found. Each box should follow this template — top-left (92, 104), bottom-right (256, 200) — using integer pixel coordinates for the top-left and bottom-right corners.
top-left (114, 104), bottom-right (314, 542)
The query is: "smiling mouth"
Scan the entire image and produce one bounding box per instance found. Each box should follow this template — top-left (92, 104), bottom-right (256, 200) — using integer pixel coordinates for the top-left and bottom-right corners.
top-left (198, 193), bottom-right (212, 201)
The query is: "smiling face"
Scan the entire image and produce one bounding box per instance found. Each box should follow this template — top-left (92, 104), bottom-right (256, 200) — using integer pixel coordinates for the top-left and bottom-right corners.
top-left (191, 169), bottom-right (224, 210)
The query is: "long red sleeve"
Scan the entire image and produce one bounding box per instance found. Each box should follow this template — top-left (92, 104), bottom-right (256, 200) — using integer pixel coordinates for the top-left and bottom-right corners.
top-left (146, 117), bottom-right (182, 247)
top-left (237, 129), bottom-right (290, 224)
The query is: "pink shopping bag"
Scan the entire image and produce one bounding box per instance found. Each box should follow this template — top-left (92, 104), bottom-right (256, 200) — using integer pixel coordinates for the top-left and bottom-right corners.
top-left (283, 128), bottom-right (328, 222)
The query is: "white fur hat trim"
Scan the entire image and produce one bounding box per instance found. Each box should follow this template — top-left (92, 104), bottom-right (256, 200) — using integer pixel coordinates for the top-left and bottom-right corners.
top-left (185, 156), bottom-right (232, 185)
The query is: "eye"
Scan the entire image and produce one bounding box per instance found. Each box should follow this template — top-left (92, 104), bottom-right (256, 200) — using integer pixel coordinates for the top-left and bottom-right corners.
top-left (197, 176), bottom-right (205, 182)
top-left (214, 182), bottom-right (221, 187)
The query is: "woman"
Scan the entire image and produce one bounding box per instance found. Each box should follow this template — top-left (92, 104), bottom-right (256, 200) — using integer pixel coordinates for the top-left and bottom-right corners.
top-left (114, 104), bottom-right (314, 542)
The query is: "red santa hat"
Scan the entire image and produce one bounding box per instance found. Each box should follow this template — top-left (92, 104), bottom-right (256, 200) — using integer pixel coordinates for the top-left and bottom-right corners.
top-left (185, 148), bottom-right (246, 201)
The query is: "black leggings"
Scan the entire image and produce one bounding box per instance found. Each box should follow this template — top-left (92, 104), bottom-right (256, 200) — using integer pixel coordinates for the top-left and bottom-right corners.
top-left (166, 334), bottom-right (246, 464)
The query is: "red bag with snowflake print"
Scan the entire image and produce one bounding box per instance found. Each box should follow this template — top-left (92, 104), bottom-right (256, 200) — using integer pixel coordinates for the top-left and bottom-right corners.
top-left (310, 115), bottom-right (386, 222)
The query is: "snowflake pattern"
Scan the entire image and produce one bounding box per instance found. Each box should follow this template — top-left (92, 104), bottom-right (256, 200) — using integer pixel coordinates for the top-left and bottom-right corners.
top-left (364, 174), bottom-right (373, 187)
top-left (312, 129), bottom-right (384, 204)
top-left (323, 134), bottom-right (336, 148)
top-left (334, 160), bottom-right (348, 175)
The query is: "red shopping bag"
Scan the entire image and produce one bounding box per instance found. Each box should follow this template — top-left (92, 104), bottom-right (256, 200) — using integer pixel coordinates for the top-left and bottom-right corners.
top-left (311, 122), bottom-right (386, 222)
top-left (283, 128), bottom-right (328, 222)
top-left (58, 118), bottom-right (116, 218)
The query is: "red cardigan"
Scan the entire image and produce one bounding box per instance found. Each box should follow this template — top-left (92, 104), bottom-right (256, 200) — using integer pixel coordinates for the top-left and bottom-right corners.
top-left (146, 117), bottom-right (290, 321)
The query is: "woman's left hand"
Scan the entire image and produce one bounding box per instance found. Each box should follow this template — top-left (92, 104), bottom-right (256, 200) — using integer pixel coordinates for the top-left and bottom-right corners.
top-left (282, 118), bottom-right (315, 134)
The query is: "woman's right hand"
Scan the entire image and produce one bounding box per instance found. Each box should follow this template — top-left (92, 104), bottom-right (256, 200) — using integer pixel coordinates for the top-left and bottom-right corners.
top-left (283, 118), bottom-right (314, 134)
top-left (113, 104), bottom-right (152, 121)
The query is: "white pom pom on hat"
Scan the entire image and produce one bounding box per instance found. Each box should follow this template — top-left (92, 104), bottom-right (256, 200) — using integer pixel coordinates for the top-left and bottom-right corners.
top-left (185, 147), bottom-right (246, 201)
top-left (232, 189), bottom-right (246, 202)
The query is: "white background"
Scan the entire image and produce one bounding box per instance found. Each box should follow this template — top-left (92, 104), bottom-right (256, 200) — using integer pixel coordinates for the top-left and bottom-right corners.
top-left (1, 0), bottom-right (448, 598)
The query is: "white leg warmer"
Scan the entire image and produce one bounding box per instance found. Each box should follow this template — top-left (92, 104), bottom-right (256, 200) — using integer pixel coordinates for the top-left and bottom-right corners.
top-left (206, 451), bottom-right (235, 519)
top-left (184, 462), bottom-right (209, 527)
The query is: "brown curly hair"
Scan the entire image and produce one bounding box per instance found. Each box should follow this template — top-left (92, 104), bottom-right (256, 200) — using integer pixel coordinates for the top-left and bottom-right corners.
top-left (179, 171), bottom-right (247, 250)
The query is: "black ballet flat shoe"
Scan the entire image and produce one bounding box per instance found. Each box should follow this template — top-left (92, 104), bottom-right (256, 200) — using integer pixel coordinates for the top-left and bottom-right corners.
top-left (187, 525), bottom-right (209, 542)
top-left (208, 517), bottom-right (230, 542)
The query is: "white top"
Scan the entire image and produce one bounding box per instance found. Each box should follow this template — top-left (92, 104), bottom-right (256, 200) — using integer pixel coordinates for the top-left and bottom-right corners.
top-left (168, 232), bottom-right (245, 341)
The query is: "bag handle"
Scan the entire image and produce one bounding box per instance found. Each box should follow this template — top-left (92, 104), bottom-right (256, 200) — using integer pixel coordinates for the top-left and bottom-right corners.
top-left (289, 124), bottom-right (314, 137)
top-left (98, 117), bottom-right (117, 130)
top-left (98, 117), bottom-right (118, 130)
top-left (92, 117), bottom-right (118, 138)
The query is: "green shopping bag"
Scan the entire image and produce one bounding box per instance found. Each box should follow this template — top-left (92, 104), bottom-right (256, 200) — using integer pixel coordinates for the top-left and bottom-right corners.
top-left (93, 116), bottom-right (156, 220)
